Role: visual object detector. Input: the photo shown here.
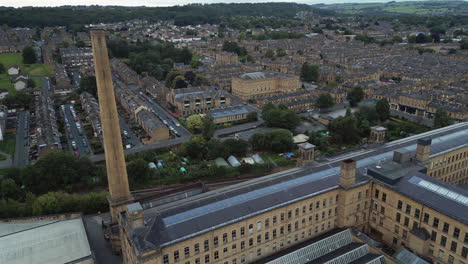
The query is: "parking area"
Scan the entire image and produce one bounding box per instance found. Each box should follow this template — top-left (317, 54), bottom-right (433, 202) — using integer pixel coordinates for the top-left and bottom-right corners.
top-left (119, 115), bottom-right (141, 149)
top-left (13, 111), bottom-right (30, 168)
top-left (61, 104), bottom-right (91, 157)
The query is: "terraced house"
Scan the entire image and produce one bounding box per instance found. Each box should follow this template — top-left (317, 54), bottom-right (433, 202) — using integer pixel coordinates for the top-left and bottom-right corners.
top-left (116, 126), bottom-right (468, 264)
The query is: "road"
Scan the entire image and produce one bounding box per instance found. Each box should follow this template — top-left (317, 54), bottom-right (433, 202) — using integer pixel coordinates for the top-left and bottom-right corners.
top-left (90, 136), bottom-right (189, 162)
top-left (125, 82), bottom-right (191, 138)
top-left (62, 105), bottom-right (92, 157)
top-left (70, 71), bottom-right (81, 87)
top-left (13, 111), bottom-right (29, 168)
top-left (118, 115), bottom-right (141, 148)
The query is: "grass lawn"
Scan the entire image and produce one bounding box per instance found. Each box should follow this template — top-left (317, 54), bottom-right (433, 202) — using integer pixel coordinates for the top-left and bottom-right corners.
top-left (0, 53), bottom-right (52, 77)
top-left (0, 133), bottom-right (16, 156)
top-left (0, 79), bottom-right (15, 94)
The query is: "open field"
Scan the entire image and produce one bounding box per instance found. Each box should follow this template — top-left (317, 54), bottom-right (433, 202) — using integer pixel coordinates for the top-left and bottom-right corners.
top-left (316, 1), bottom-right (468, 15)
top-left (0, 53), bottom-right (51, 77)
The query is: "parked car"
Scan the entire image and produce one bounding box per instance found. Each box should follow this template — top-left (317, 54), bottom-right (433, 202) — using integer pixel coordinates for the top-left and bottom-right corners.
top-left (74, 151), bottom-right (80, 157)
top-left (82, 139), bottom-right (88, 147)
top-left (71, 141), bottom-right (77, 150)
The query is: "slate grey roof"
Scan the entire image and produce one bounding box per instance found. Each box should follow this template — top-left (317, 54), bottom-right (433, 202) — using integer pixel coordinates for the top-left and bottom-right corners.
top-left (129, 124), bottom-right (468, 252)
top-left (209, 105), bottom-right (249, 119)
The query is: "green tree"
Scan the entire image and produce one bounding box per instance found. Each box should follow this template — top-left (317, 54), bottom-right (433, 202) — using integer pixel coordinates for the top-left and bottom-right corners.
top-left (1, 91), bottom-right (33, 109)
top-left (179, 139), bottom-right (206, 160)
top-left (460, 38), bottom-right (468, 50)
top-left (206, 139), bottom-right (228, 159)
top-left (202, 116), bottom-right (216, 140)
top-left (20, 152), bottom-right (103, 195)
top-left (247, 112), bottom-right (258, 122)
top-left (178, 47), bottom-right (193, 64)
top-left (223, 138), bottom-right (249, 157)
top-left (262, 104), bottom-right (300, 130)
top-left (347, 86), bottom-right (364, 107)
top-left (0, 63), bottom-right (5, 74)
top-left (276, 48), bottom-right (286, 57)
top-left (165, 71), bottom-right (182, 87)
top-left (329, 116), bottom-right (361, 145)
top-left (434, 108), bottom-right (453, 128)
top-left (76, 40), bottom-right (86, 48)
top-left (415, 33), bottom-right (428, 43)
top-left (27, 78), bottom-right (35, 88)
top-left (127, 158), bottom-right (152, 185)
top-left (316, 93), bottom-right (334, 109)
top-left (375, 99), bottom-right (390, 121)
top-left (22, 46), bottom-right (36, 64)
top-left (172, 75), bottom-right (188, 89)
top-left (32, 192), bottom-right (61, 215)
top-left (392, 35), bottom-right (403, 43)
top-left (79, 76), bottom-right (97, 97)
top-left (0, 179), bottom-right (22, 200)
top-left (300, 63), bottom-right (319, 82)
top-left (187, 114), bottom-right (204, 133)
top-left (269, 129), bottom-right (294, 153)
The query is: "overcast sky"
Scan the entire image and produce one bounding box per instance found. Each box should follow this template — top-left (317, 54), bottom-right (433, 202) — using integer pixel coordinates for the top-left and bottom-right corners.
top-left (1, 0), bottom-right (437, 8)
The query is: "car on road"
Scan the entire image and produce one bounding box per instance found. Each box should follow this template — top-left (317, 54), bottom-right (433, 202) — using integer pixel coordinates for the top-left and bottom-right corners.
top-left (163, 120), bottom-right (168, 125)
top-left (71, 141), bottom-right (77, 150)
top-left (123, 130), bottom-right (130, 139)
top-left (172, 120), bottom-right (180, 127)
top-left (82, 139), bottom-right (88, 147)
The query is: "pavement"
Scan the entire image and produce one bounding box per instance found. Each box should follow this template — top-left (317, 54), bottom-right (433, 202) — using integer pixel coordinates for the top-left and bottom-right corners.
top-left (63, 104), bottom-right (92, 157)
top-left (13, 111), bottom-right (29, 168)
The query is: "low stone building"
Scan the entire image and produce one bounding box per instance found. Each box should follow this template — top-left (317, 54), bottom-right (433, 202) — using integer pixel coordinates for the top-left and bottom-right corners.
top-left (167, 86), bottom-right (231, 117)
top-left (208, 105), bottom-right (251, 124)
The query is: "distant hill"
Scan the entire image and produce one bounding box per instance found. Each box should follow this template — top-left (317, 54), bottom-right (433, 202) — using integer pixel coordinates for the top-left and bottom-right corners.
top-left (315, 0), bottom-right (468, 15)
top-left (0, 3), bottom-right (334, 28)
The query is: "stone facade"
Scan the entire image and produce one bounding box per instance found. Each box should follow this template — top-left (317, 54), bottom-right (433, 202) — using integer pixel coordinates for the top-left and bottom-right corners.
top-left (231, 71), bottom-right (300, 101)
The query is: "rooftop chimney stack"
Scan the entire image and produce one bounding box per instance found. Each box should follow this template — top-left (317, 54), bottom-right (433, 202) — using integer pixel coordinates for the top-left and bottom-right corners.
top-left (340, 159), bottom-right (356, 188)
top-left (416, 138), bottom-right (432, 162)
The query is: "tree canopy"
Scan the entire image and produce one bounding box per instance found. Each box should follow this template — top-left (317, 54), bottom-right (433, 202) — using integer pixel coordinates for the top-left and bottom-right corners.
top-left (375, 98), bottom-right (390, 121)
top-left (434, 108), bottom-right (453, 128)
top-left (347, 86), bottom-right (364, 107)
top-left (300, 63), bottom-right (319, 82)
top-left (22, 46), bottom-right (36, 64)
top-left (316, 93), bottom-right (334, 109)
top-left (262, 103), bottom-right (300, 130)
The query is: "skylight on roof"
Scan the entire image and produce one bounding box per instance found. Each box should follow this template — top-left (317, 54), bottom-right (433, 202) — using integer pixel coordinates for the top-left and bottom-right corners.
top-left (409, 176), bottom-right (468, 206)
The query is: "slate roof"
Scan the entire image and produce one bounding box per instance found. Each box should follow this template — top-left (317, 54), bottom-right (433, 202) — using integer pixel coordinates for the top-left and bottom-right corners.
top-left (129, 124), bottom-right (468, 252)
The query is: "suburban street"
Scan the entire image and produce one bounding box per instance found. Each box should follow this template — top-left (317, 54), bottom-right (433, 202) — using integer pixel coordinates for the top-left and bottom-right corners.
top-left (13, 111), bottom-right (30, 168)
top-left (63, 104), bottom-right (92, 157)
top-left (126, 82), bottom-right (191, 138)
top-left (118, 115), bottom-right (141, 148)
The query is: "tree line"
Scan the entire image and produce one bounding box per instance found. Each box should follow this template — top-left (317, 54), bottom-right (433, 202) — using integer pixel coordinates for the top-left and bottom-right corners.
top-left (0, 3), bottom-right (332, 28)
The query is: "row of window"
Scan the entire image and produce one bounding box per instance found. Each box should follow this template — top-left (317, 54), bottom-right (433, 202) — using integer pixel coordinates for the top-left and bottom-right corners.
top-left (163, 221), bottom-right (336, 264)
top-left (161, 196), bottom-right (339, 263)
